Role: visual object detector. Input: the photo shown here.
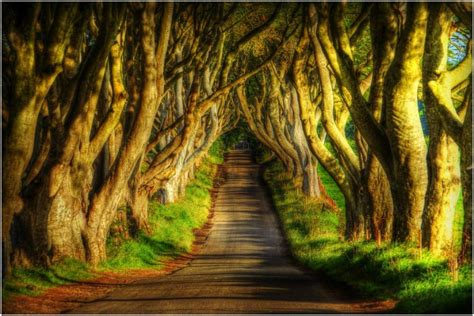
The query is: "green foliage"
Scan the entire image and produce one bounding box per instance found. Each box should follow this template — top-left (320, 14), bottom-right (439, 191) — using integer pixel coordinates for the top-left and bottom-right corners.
top-left (3, 258), bottom-right (92, 299)
top-left (221, 121), bottom-right (259, 151)
top-left (317, 163), bottom-right (345, 211)
top-left (263, 159), bottom-right (472, 314)
top-left (208, 137), bottom-right (225, 164)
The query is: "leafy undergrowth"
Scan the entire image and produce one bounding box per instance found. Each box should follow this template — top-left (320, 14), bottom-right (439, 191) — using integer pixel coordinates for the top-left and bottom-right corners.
top-left (263, 159), bottom-right (472, 314)
top-left (3, 140), bottom-right (224, 299)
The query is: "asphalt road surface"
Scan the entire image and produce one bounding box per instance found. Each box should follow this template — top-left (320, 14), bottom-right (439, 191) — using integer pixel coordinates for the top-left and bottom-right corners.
top-left (70, 150), bottom-right (392, 314)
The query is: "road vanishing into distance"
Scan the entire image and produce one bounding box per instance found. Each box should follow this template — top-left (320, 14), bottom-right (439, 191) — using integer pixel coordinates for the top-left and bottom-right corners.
top-left (70, 150), bottom-right (392, 314)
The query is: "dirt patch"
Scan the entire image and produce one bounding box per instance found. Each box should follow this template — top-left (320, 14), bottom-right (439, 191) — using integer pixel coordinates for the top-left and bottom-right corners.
top-left (2, 166), bottom-right (223, 315)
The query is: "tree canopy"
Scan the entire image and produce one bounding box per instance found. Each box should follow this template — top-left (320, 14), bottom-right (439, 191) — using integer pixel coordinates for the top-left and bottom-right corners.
top-left (2, 2), bottom-right (472, 272)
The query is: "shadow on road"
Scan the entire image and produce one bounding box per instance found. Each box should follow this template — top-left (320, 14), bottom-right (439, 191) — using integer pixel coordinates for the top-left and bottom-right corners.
top-left (68, 150), bottom-right (395, 314)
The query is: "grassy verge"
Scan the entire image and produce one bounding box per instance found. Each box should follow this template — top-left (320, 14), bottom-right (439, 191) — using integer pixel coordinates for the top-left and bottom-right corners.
top-left (3, 258), bottom-right (93, 299)
top-left (263, 159), bottom-right (472, 313)
top-left (102, 142), bottom-right (222, 270)
top-left (3, 139), bottom-right (224, 299)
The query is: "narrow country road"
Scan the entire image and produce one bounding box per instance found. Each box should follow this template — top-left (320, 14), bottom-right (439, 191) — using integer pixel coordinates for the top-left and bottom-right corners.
top-left (70, 150), bottom-right (392, 314)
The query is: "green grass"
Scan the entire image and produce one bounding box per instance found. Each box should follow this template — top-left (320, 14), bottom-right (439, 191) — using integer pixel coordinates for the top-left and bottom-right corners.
top-left (102, 139), bottom-right (224, 270)
top-left (208, 138), bottom-right (225, 164)
top-left (263, 159), bottom-right (472, 314)
top-left (3, 139), bottom-right (224, 299)
top-left (3, 258), bottom-right (92, 299)
top-left (317, 163), bottom-right (345, 210)
top-left (102, 155), bottom-right (218, 270)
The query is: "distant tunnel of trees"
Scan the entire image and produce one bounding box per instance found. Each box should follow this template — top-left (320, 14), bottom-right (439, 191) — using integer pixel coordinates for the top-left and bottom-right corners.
top-left (2, 2), bottom-right (472, 272)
